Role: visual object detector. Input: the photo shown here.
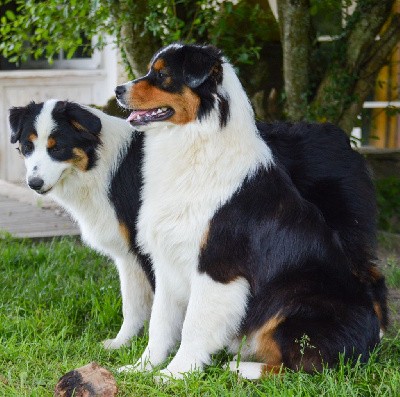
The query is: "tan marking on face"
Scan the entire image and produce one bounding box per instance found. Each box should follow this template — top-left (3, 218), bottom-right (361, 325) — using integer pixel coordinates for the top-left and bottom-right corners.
top-left (128, 80), bottom-right (200, 125)
top-left (119, 222), bottom-right (131, 245)
top-left (71, 120), bottom-right (87, 132)
top-left (153, 58), bottom-right (165, 71)
top-left (28, 133), bottom-right (37, 142)
top-left (68, 147), bottom-right (89, 171)
top-left (255, 315), bottom-right (284, 367)
top-left (47, 137), bottom-right (56, 149)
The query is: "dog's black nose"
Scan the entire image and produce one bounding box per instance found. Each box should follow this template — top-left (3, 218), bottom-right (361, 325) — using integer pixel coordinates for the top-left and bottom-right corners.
top-left (115, 85), bottom-right (126, 98)
top-left (28, 177), bottom-right (44, 191)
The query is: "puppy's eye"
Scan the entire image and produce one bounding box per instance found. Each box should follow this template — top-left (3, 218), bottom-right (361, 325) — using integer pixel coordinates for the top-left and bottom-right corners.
top-left (158, 70), bottom-right (167, 79)
top-left (50, 145), bottom-right (65, 153)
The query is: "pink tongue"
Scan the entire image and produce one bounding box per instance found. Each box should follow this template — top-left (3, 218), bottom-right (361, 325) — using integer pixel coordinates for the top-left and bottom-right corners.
top-left (127, 109), bottom-right (152, 122)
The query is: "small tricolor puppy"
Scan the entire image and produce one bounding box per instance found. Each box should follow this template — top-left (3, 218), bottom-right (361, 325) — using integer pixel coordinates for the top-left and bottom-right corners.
top-left (115, 43), bottom-right (387, 379)
top-left (8, 100), bottom-right (154, 349)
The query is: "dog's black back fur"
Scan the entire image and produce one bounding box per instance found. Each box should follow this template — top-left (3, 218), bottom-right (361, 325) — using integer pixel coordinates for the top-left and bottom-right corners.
top-left (200, 164), bottom-right (380, 370)
top-left (259, 121), bottom-right (388, 330)
top-left (198, 121), bottom-right (386, 371)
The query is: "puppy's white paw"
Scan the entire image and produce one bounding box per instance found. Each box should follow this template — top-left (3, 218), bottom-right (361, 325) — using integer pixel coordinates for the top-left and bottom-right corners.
top-left (154, 368), bottom-right (184, 383)
top-left (117, 358), bottom-right (155, 374)
top-left (102, 337), bottom-right (130, 350)
top-left (133, 357), bottom-right (155, 372)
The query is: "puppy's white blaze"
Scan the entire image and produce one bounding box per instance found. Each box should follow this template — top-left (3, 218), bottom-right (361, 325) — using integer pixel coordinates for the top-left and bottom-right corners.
top-left (34, 99), bottom-right (57, 140)
top-left (25, 100), bottom-right (62, 189)
top-left (137, 55), bottom-right (275, 374)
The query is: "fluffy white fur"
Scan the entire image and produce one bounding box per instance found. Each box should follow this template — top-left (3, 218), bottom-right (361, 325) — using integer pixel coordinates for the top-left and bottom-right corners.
top-left (227, 361), bottom-right (266, 380)
top-left (23, 100), bottom-right (153, 349)
top-left (126, 62), bottom-right (274, 378)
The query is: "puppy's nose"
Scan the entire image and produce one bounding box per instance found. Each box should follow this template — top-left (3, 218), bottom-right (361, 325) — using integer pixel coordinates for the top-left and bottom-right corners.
top-left (28, 177), bottom-right (44, 191)
top-left (115, 85), bottom-right (126, 98)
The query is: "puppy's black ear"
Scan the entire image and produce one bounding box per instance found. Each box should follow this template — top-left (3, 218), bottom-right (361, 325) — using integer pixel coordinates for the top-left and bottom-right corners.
top-left (183, 45), bottom-right (223, 89)
top-left (56, 101), bottom-right (102, 136)
top-left (9, 106), bottom-right (28, 143)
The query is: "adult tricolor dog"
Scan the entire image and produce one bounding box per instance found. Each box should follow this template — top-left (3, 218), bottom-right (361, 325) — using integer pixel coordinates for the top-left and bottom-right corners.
top-left (115, 43), bottom-right (387, 379)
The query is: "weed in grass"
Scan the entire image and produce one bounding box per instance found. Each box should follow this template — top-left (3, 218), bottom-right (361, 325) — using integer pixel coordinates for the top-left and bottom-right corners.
top-left (0, 235), bottom-right (399, 396)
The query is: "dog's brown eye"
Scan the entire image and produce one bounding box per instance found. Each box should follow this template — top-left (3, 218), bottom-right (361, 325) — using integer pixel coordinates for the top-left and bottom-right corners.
top-left (50, 145), bottom-right (65, 153)
top-left (158, 70), bottom-right (167, 79)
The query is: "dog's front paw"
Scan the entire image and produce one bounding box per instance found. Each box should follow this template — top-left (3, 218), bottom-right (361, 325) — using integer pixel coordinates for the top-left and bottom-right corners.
top-left (163, 356), bottom-right (203, 378)
top-left (102, 337), bottom-right (130, 350)
top-left (132, 356), bottom-right (154, 372)
top-left (116, 359), bottom-right (154, 374)
top-left (154, 368), bottom-right (184, 383)
top-left (118, 348), bottom-right (159, 374)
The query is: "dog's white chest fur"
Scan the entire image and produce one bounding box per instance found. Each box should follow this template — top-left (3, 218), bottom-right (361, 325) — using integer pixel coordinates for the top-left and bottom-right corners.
top-left (53, 186), bottom-right (128, 257)
top-left (137, 125), bottom-right (271, 289)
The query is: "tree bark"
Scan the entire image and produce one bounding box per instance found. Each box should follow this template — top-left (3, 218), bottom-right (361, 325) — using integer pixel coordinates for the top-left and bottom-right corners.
top-left (277, 0), bottom-right (311, 121)
top-left (108, 0), bottom-right (161, 78)
top-left (338, 13), bottom-right (400, 134)
top-left (345, 1), bottom-right (394, 72)
top-left (311, 1), bottom-right (399, 133)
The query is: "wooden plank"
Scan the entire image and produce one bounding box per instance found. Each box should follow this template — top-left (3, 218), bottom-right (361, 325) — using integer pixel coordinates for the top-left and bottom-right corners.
top-left (0, 193), bottom-right (80, 239)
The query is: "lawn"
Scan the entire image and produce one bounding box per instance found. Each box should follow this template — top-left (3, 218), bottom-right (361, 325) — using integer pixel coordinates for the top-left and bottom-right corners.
top-left (1, 235), bottom-right (400, 396)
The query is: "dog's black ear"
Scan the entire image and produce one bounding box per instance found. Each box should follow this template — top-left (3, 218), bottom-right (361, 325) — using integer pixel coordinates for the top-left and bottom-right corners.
top-left (183, 45), bottom-right (223, 89)
top-left (9, 106), bottom-right (29, 143)
top-left (56, 101), bottom-right (102, 136)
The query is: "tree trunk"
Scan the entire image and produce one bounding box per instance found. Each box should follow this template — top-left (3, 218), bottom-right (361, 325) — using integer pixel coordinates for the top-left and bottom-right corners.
top-left (338, 13), bottom-right (400, 133)
top-left (311, 0), bottom-right (398, 133)
top-left (277, 0), bottom-right (311, 121)
top-left (109, 0), bottom-right (161, 78)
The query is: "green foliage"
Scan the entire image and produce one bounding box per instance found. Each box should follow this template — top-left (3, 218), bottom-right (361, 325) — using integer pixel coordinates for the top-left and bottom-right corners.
top-left (376, 177), bottom-right (400, 234)
top-left (0, 0), bottom-right (276, 72)
top-left (146, 0), bottom-right (277, 69)
top-left (0, 0), bottom-right (109, 63)
top-left (1, 235), bottom-right (400, 395)
top-left (0, 0), bottom-right (397, 131)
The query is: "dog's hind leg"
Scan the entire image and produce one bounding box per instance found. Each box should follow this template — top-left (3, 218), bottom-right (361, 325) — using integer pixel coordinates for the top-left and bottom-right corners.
top-left (103, 255), bottom-right (153, 349)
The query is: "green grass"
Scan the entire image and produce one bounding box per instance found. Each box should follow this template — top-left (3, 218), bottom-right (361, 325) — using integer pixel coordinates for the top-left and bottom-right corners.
top-left (1, 235), bottom-right (400, 396)
top-left (383, 256), bottom-right (400, 288)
